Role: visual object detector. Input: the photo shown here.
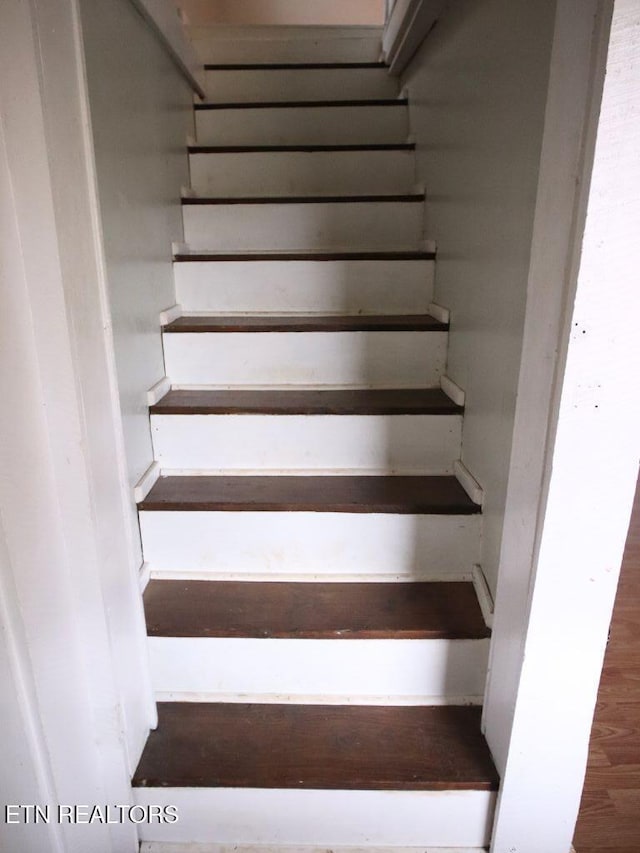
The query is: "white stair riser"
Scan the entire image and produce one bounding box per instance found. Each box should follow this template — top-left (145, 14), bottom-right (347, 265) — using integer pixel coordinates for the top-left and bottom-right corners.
top-left (189, 150), bottom-right (415, 196)
top-left (162, 331), bottom-right (447, 387)
top-left (149, 637), bottom-right (490, 703)
top-left (150, 414), bottom-right (462, 474)
top-left (191, 29), bottom-right (383, 64)
top-left (174, 260), bottom-right (434, 314)
top-left (204, 67), bottom-right (398, 102)
top-left (139, 512), bottom-right (481, 579)
top-left (182, 201), bottom-right (423, 252)
top-left (135, 788), bottom-right (495, 847)
top-left (196, 105), bottom-right (409, 146)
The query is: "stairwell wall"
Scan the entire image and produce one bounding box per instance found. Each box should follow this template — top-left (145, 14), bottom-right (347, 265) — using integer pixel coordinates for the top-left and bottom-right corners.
top-left (401, 0), bottom-right (557, 596)
top-left (78, 0), bottom-right (192, 562)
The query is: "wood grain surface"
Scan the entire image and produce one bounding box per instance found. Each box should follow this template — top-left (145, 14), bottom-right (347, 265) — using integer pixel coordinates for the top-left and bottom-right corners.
top-left (138, 474), bottom-right (481, 514)
top-left (143, 580), bottom-right (491, 639)
top-left (133, 703), bottom-right (499, 790)
top-left (574, 475), bottom-right (640, 852)
top-left (164, 314), bottom-right (446, 332)
top-left (150, 388), bottom-right (463, 416)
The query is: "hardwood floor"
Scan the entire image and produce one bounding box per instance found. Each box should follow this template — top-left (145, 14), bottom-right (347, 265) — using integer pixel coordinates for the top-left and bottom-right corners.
top-left (573, 474), bottom-right (640, 853)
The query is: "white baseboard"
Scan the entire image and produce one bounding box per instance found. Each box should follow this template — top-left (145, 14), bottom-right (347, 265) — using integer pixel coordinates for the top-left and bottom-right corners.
top-left (160, 304), bottom-right (183, 326)
top-left (139, 562), bottom-right (151, 593)
top-left (147, 376), bottom-right (171, 406)
top-left (427, 302), bottom-right (450, 324)
top-left (454, 460), bottom-right (484, 506)
top-left (472, 565), bottom-right (494, 629)
top-left (440, 375), bottom-right (465, 407)
top-left (134, 461), bottom-right (161, 504)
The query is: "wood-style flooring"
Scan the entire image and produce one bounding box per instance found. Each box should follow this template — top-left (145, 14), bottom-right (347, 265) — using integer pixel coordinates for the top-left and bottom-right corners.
top-left (574, 474), bottom-right (640, 853)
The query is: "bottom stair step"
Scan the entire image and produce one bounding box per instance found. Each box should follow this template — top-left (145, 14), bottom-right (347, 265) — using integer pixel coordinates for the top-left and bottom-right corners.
top-left (133, 704), bottom-right (498, 847)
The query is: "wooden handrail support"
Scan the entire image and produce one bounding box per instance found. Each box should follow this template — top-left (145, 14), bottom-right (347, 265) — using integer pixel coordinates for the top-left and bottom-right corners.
top-left (128, 0), bottom-right (205, 98)
top-left (383, 0), bottom-right (448, 76)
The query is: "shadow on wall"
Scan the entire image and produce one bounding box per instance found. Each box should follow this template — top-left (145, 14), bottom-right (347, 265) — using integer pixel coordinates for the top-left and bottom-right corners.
top-left (174, 0), bottom-right (385, 27)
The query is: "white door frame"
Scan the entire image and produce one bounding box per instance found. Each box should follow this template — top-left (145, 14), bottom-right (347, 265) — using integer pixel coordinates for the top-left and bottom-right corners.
top-left (486, 1), bottom-right (640, 850)
top-left (0, 1), bottom-right (155, 850)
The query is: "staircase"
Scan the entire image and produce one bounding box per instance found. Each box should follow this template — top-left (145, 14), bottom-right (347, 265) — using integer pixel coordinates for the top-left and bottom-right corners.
top-left (133, 25), bottom-right (498, 851)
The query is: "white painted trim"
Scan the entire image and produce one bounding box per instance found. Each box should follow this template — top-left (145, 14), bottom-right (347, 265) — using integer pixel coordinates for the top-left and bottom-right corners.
top-left (472, 566), bottom-right (494, 630)
top-left (383, 0), bottom-right (447, 75)
top-left (181, 185), bottom-right (196, 199)
top-left (139, 562), bottom-right (152, 592)
top-left (488, 2), bottom-right (640, 851)
top-left (172, 240), bottom-right (189, 256)
top-left (127, 0), bottom-right (205, 97)
top-left (424, 238), bottom-right (437, 254)
top-left (454, 460), bottom-right (484, 506)
top-left (0, 0), bottom-right (155, 843)
top-left (147, 376), bottom-right (171, 406)
top-left (141, 845), bottom-right (487, 853)
top-left (441, 375), bottom-right (466, 407)
top-left (427, 302), bottom-right (450, 324)
top-left (153, 691), bottom-right (484, 706)
top-left (134, 461), bottom-right (161, 503)
top-left (159, 304), bottom-right (182, 326)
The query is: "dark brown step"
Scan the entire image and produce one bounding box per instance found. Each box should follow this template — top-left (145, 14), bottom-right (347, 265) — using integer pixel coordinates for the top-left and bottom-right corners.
top-left (150, 388), bottom-right (462, 416)
top-left (163, 314), bottom-right (446, 333)
top-left (174, 250), bottom-right (437, 262)
top-left (182, 193), bottom-right (424, 205)
top-left (195, 98), bottom-right (408, 110)
top-left (189, 143), bottom-right (416, 153)
top-left (138, 475), bottom-right (480, 514)
top-left (132, 703), bottom-right (499, 790)
top-left (204, 62), bottom-right (390, 71)
top-left (143, 580), bottom-right (490, 640)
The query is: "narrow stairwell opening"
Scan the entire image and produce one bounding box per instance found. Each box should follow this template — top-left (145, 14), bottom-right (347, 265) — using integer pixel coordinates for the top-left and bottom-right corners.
top-left (133, 18), bottom-right (498, 850)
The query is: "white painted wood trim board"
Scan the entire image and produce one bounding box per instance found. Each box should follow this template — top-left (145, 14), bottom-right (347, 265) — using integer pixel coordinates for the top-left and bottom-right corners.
top-left (454, 460), bottom-right (484, 506)
top-left (134, 462), bottom-right (161, 503)
top-left (147, 376), bottom-right (171, 406)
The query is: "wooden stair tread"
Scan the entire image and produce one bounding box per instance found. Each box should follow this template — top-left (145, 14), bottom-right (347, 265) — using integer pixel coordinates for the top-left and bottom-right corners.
top-left (173, 250), bottom-right (436, 261)
top-left (132, 703), bottom-right (499, 790)
top-left (143, 580), bottom-right (490, 639)
top-left (204, 62), bottom-right (390, 70)
top-left (150, 388), bottom-right (462, 415)
top-left (164, 314), bottom-right (446, 333)
top-left (195, 99), bottom-right (408, 110)
top-left (189, 143), bottom-right (416, 153)
top-left (138, 475), bottom-right (480, 514)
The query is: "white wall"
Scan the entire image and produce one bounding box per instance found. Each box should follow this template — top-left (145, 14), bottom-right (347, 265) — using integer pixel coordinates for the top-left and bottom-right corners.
top-left (79, 0), bottom-right (192, 564)
top-left (488, 0), bottom-right (639, 845)
top-left (0, 1), bottom-right (157, 848)
top-left (402, 0), bottom-right (558, 595)
top-left (176, 0), bottom-right (385, 26)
